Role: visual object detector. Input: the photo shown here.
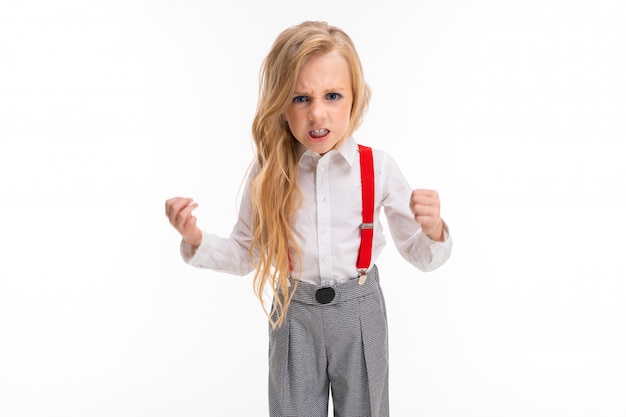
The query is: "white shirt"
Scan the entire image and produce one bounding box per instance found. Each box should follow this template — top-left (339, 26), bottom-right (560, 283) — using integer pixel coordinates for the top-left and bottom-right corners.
top-left (181, 137), bottom-right (452, 285)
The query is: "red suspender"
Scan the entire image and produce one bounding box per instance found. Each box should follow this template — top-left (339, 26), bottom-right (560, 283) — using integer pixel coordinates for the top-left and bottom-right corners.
top-left (356, 145), bottom-right (374, 284)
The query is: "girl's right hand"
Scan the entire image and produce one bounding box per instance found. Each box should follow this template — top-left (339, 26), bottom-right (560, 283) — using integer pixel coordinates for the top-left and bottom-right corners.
top-left (165, 197), bottom-right (202, 248)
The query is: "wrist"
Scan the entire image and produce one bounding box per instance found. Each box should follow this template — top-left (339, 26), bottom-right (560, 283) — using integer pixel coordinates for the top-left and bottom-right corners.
top-left (185, 230), bottom-right (202, 249)
top-left (424, 220), bottom-right (444, 242)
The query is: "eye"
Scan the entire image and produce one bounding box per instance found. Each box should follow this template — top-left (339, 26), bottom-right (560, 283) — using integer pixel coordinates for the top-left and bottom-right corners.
top-left (326, 92), bottom-right (342, 101)
top-left (292, 96), bottom-right (308, 103)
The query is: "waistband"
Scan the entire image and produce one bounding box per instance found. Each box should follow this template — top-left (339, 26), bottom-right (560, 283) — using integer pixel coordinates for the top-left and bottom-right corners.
top-left (285, 265), bottom-right (380, 306)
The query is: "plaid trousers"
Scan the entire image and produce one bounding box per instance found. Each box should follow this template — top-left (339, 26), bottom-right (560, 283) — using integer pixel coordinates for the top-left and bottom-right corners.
top-left (268, 266), bottom-right (389, 417)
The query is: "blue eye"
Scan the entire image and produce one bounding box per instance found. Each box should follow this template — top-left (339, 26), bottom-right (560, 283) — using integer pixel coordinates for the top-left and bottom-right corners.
top-left (293, 96), bottom-right (308, 103)
top-left (326, 92), bottom-right (342, 100)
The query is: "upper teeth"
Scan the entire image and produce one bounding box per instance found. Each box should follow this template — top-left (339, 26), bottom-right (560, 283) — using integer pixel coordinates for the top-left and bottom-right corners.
top-left (311, 129), bottom-right (328, 137)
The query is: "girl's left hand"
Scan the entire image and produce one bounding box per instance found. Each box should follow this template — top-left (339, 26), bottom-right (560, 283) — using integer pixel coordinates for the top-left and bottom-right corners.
top-left (410, 189), bottom-right (444, 242)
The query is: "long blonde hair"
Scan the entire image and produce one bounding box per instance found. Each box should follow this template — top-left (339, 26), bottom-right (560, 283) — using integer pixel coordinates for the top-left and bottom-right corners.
top-left (250, 21), bottom-right (371, 328)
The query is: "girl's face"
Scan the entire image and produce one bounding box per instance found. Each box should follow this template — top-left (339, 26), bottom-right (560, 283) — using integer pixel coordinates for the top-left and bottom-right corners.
top-left (284, 51), bottom-right (353, 155)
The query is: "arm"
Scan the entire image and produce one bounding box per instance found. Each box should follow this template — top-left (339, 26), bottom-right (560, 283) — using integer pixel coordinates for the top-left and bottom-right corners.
top-left (380, 153), bottom-right (452, 272)
top-left (180, 225), bottom-right (255, 276)
top-left (165, 170), bottom-right (257, 276)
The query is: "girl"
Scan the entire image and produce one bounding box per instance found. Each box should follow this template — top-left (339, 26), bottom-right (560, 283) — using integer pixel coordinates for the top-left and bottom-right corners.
top-left (165, 21), bottom-right (452, 417)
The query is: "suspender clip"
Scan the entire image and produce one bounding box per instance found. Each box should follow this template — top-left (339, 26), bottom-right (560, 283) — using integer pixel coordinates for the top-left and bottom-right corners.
top-left (358, 269), bottom-right (368, 286)
top-left (360, 223), bottom-right (374, 230)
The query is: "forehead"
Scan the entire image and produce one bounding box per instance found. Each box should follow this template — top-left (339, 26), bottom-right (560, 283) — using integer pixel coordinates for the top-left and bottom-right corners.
top-left (294, 51), bottom-right (352, 90)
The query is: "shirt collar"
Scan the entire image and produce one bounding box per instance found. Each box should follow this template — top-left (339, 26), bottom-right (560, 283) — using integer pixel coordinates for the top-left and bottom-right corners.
top-left (297, 136), bottom-right (359, 167)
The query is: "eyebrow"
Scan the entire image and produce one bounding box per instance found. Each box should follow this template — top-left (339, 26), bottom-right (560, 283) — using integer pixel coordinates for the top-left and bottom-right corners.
top-left (292, 87), bottom-right (348, 95)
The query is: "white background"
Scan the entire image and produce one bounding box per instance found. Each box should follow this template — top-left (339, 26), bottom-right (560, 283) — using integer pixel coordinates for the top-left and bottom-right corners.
top-left (1, 0), bottom-right (624, 416)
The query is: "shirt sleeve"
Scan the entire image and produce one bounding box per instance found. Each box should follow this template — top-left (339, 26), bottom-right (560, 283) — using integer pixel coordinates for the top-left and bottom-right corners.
top-left (379, 152), bottom-right (453, 272)
top-left (179, 166), bottom-right (257, 276)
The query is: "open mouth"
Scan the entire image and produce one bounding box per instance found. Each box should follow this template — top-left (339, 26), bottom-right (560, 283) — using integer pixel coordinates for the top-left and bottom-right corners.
top-left (310, 129), bottom-right (329, 138)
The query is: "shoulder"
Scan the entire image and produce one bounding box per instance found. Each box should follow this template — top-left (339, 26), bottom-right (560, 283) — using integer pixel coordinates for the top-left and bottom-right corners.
top-left (359, 145), bottom-right (401, 175)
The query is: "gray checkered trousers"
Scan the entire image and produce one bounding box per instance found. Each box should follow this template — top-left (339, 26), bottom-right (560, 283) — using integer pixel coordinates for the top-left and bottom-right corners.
top-left (268, 265), bottom-right (389, 417)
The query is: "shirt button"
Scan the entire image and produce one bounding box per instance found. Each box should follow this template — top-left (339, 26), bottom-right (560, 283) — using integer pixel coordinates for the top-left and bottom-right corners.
top-left (320, 196), bottom-right (326, 202)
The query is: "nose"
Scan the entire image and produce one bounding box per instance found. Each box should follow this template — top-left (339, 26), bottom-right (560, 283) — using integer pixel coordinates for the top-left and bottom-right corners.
top-left (308, 100), bottom-right (326, 122)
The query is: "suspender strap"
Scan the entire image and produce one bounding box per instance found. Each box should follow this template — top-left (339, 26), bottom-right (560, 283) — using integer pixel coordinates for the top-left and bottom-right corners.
top-left (356, 145), bottom-right (375, 275)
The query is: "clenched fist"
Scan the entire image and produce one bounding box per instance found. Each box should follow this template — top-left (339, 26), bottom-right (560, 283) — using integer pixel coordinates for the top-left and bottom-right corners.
top-left (165, 197), bottom-right (202, 248)
top-left (410, 189), bottom-right (444, 242)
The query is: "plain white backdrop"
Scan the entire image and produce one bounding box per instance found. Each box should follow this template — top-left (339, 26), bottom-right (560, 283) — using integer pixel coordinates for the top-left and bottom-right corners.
top-left (1, 0), bottom-right (624, 416)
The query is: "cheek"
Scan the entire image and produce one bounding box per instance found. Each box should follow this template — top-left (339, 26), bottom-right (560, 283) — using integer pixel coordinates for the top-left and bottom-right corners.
top-left (284, 112), bottom-right (306, 140)
top-left (285, 109), bottom-right (304, 128)
top-left (341, 104), bottom-right (352, 124)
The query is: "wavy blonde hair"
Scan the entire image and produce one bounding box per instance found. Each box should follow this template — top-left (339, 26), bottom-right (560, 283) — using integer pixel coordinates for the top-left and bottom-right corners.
top-left (250, 21), bottom-right (371, 328)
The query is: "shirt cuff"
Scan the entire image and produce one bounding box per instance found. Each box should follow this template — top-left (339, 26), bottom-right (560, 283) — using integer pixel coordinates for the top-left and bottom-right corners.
top-left (180, 231), bottom-right (210, 265)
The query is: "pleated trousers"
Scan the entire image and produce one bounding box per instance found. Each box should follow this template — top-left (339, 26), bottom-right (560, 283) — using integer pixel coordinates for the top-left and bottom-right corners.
top-left (268, 265), bottom-right (389, 417)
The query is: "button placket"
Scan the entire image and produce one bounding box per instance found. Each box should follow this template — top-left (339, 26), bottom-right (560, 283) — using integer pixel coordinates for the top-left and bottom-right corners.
top-left (316, 160), bottom-right (332, 281)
